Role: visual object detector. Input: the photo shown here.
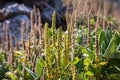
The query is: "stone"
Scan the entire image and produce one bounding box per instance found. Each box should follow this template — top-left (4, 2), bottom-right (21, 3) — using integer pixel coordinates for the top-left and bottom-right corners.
top-left (0, 2), bottom-right (32, 21)
top-left (1, 15), bottom-right (31, 40)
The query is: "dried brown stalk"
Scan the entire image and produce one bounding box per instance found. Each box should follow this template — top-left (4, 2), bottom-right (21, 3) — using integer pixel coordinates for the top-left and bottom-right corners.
top-left (21, 20), bottom-right (25, 50)
top-left (30, 10), bottom-right (34, 33)
top-left (10, 37), bottom-right (14, 70)
top-left (37, 8), bottom-right (42, 27)
top-left (5, 21), bottom-right (10, 51)
top-left (14, 36), bottom-right (19, 51)
top-left (103, 0), bottom-right (107, 30)
top-left (87, 4), bottom-right (93, 48)
top-left (33, 6), bottom-right (37, 24)
top-left (27, 34), bottom-right (31, 61)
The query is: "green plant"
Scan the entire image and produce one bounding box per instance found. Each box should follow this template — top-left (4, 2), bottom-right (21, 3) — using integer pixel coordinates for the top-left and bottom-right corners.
top-left (74, 18), bottom-right (120, 80)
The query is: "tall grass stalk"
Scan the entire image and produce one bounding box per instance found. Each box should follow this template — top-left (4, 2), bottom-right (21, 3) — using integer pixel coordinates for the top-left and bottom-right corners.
top-left (21, 20), bottom-right (25, 50)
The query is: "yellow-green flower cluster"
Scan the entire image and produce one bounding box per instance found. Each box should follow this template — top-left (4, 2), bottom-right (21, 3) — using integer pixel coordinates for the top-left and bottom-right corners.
top-left (52, 11), bottom-right (56, 46)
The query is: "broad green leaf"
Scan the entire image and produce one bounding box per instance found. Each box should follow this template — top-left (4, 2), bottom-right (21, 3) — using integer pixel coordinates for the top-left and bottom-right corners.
top-left (114, 32), bottom-right (120, 45)
top-left (104, 33), bottom-right (116, 59)
top-left (35, 58), bottom-right (45, 78)
top-left (100, 41), bottom-right (107, 54)
top-left (6, 72), bottom-right (18, 80)
top-left (104, 38), bottom-right (116, 59)
top-left (105, 27), bottom-right (112, 45)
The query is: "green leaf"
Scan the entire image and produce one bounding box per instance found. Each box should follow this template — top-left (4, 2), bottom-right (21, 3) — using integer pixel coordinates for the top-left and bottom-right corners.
top-left (100, 41), bottom-right (107, 54)
top-left (84, 58), bottom-right (92, 66)
top-left (99, 31), bottom-right (106, 46)
top-left (24, 66), bottom-right (38, 80)
top-left (79, 45), bottom-right (94, 59)
top-left (114, 32), bottom-right (120, 45)
top-left (105, 27), bottom-right (112, 45)
top-left (6, 72), bottom-right (18, 80)
top-left (73, 57), bottom-right (80, 65)
top-left (104, 33), bottom-right (117, 59)
top-left (14, 51), bottom-right (24, 57)
top-left (85, 71), bottom-right (94, 76)
top-left (99, 62), bottom-right (108, 66)
top-left (35, 58), bottom-right (45, 78)
top-left (77, 72), bottom-right (85, 80)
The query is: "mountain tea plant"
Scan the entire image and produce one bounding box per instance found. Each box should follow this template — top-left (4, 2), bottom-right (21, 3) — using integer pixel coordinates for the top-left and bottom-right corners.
top-left (0, 2), bottom-right (120, 80)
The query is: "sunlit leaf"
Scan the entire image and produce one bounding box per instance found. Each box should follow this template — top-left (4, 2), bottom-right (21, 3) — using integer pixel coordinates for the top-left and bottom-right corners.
top-left (85, 71), bottom-right (94, 76)
top-left (6, 72), bottom-right (18, 80)
top-left (35, 58), bottom-right (45, 78)
top-left (99, 62), bottom-right (108, 66)
top-left (84, 58), bottom-right (92, 66)
top-left (14, 51), bottom-right (24, 57)
top-left (73, 57), bottom-right (80, 65)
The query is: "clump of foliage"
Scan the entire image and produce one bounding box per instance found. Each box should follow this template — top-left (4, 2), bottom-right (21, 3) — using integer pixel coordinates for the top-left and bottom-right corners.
top-left (74, 13), bottom-right (120, 80)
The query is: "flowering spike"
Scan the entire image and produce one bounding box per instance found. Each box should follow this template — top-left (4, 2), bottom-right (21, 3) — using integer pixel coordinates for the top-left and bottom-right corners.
top-left (52, 11), bottom-right (56, 46)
